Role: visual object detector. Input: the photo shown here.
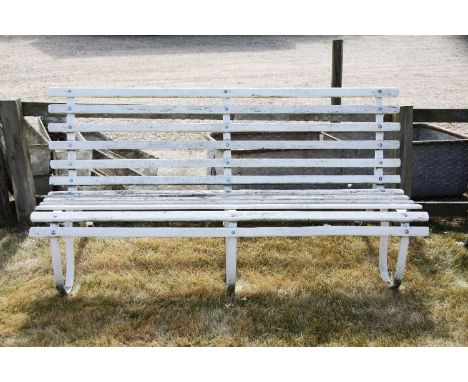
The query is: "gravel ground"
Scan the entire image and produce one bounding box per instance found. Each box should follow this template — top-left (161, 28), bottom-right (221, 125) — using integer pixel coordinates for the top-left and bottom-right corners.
top-left (1, 35), bottom-right (467, 138)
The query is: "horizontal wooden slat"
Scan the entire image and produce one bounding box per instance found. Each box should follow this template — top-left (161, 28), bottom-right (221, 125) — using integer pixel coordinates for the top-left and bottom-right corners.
top-left (31, 210), bottom-right (428, 223)
top-left (48, 122), bottom-right (401, 133)
top-left (48, 87), bottom-right (400, 98)
top-left (42, 192), bottom-right (410, 202)
top-left (50, 158), bottom-right (401, 169)
top-left (40, 196), bottom-right (412, 204)
top-left (48, 104), bottom-right (399, 115)
top-left (35, 203), bottom-right (422, 211)
top-left (49, 140), bottom-right (400, 150)
top-left (47, 188), bottom-right (406, 196)
top-left (41, 197), bottom-right (411, 204)
top-left (29, 226), bottom-right (429, 238)
top-left (49, 175), bottom-right (401, 185)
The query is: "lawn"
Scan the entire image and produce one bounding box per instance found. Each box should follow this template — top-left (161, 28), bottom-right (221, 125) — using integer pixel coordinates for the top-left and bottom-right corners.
top-left (0, 220), bottom-right (466, 346)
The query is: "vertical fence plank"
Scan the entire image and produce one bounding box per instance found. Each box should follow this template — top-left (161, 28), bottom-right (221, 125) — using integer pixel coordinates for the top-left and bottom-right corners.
top-left (331, 39), bottom-right (343, 105)
top-left (0, 99), bottom-right (36, 226)
top-left (398, 106), bottom-right (413, 197)
top-left (0, 147), bottom-right (15, 227)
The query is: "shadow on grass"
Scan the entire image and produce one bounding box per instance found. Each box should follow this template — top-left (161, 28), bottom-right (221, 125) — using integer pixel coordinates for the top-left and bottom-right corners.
top-left (16, 288), bottom-right (440, 346)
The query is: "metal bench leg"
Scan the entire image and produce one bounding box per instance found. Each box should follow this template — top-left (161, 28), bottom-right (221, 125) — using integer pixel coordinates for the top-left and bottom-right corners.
top-left (378, 221), bottom-right (411, 289)
top-left (390, 233), bottom-right (410, 290)
top-left (225, 220), bottom-right (237, 295)
top-left (49, 222), bottom-right (75, 295)
top-left (379, 221), bottom-right (392, 284)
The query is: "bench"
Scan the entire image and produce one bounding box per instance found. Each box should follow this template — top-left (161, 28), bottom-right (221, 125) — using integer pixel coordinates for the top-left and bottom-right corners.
top-left (29, 87), bottom-right (430, 295)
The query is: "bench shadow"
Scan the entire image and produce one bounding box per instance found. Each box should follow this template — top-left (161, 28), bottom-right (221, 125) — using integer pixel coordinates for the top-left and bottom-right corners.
top-left (16, 287), bottom-right (441, 346)
top-left (11, 35), bottom-right (335, 59)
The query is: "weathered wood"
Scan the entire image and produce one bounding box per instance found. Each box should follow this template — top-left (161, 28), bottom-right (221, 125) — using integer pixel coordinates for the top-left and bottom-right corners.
top-left (331, 40), bottom-right (343, 105)
top-left (413, 109), bottom-right (468, 123)
top-left (47, 188), bottom-right (405, 196)
top-left (49, 103), bottom-right (399, 115)
top-left (21, 102), bottom-right (387, 121)
top-left (30, 210), bottom-right (429, 223)
top-left (49, 174), bottom-right (401, 186)
top-left (398, 106), bottom-right (413, 197)
top-left (0, 148), bottom-right (15, 227)
top-left (0, 99), bottom-right (36, 225)
top-left (50, 158), bottom-right (401, 169)
top-left (29, 225), bottom-right (430, 238)
top-left (36, 203), bottom-right (422, 211)
top-left (48, 87), bottom-right (399, 98)
top-left (49, 139), bottom-right (400, 151)
top-left (48, 122), bottom-right (401, 133)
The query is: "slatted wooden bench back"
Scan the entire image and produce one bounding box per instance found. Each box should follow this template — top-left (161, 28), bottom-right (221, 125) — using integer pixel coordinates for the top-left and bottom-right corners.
top-left (47, 88), bottom-right (400, 191)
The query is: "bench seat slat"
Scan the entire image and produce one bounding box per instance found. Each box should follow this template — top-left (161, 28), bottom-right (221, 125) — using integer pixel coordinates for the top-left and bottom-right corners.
top-left (35, 203), bottom-right (422, 211)
top-left (29, 226), bottom-right (429, 238)
top-left (50, 158), bottom-right (401, 169)
top-left (49, 140), bottom-right (400, 150)
top-left (47, 189), bottom-right (405, 196)
top-left (42, 195), bottom-right (411, 202)
top-left (48, 122), bottom-right (401, 133)
top-left (48, 87), bottom-right (400, 98)
top-left (49, 175), bottom-right (401, 185)
top-left (48, 104), bottom-right (399, 115)
top-left (31, 210), bottom-right (429, 223)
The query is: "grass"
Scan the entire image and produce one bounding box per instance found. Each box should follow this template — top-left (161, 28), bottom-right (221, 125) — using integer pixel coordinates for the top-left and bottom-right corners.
top-left (0, 220), bottom-right (466, 346)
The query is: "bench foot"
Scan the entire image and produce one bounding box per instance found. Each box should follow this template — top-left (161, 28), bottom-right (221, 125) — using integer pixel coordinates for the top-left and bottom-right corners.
top-left (50, 223), bottom-right (75, 295)
top-left (379, 227), bottom-right (410, 289)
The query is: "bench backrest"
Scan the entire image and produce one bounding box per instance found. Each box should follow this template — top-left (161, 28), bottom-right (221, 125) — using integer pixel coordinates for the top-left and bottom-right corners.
top-left (46, 87), bottom-right (401, 191)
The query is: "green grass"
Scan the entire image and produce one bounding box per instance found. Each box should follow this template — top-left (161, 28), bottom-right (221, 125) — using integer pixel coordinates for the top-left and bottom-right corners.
top-left (0, 220), bottom-right (466, 346)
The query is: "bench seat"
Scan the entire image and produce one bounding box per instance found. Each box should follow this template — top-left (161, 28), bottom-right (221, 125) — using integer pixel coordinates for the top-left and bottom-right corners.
top-left (30, 189), bottom-right (429, 237)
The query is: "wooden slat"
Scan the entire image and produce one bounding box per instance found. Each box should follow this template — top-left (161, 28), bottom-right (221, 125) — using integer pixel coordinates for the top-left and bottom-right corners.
top-left (35, 203), bottom-right (422, 211)
top-left (48, 87), bottom-right (400, 98)
top-left (49, 140), bottom-right (400, 150)
top-left (29, 225), bottom-right (429, 238)
top-left (42, 192), bottom-right (411, 202)
top-left (49, 175), bottom-right (401, 186)
top-left (48, 104), bottom-right (399, 115)
top-left (50, 158), bottom-right (401, 169)
top-left (47, 188), bottom-right (405, 196)
top-left (40, 197), bottom-right (412, 204)
top-left (30, 210), bottom-right (428, 223)
top-left (48, 122), bottom-right (401, 133)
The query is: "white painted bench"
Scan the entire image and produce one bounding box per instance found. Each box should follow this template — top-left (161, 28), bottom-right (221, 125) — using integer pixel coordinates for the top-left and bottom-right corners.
top-left (29, 87), bottom-right (429, 295)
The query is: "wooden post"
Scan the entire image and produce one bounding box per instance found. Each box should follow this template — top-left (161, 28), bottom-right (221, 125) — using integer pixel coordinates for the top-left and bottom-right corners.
top-left (0, 147), bottom-right (15, 228)
top-left (331, 39), bottom-right (343, 105)
top-left (0, 99), bottom-right (36, 226)
top-left (398, 106), bottom-right (413, 197)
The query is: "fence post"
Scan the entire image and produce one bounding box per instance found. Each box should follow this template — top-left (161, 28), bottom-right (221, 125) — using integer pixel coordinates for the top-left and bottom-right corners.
top-left (331, 39), bottom-right (343, 105)
top-left (0, 147), bottom-right (15, 228)
top-left (0, 99), bottom-right (36, 226)
top-left (398, 106), bottom-right (413, 197)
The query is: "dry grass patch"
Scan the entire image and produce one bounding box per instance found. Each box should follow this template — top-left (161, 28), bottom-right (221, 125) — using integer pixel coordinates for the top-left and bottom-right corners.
top-left (0, 220), bottom-right (466, 346)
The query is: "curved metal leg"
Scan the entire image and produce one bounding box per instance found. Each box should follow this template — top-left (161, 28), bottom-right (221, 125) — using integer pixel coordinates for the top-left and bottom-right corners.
top-left (378, 223), bottom-right (410, 289)
top-left (49, 223), bottom-right (75, 295)
top-left (390, 235), bottom-right (409, 289)
top-left (379, 222), bottom-right (392, 284)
